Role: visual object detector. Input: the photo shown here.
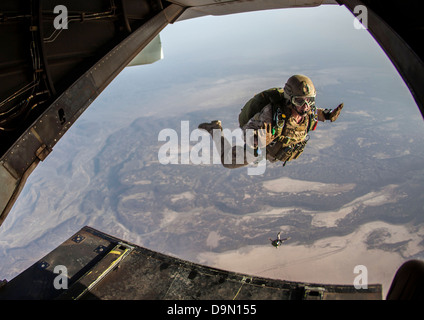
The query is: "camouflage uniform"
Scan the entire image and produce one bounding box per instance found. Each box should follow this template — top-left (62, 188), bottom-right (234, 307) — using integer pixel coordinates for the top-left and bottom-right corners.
top-left (241, 92), bottom-right (312, 163)
top-left (199, 75), bottom-right (343, 168)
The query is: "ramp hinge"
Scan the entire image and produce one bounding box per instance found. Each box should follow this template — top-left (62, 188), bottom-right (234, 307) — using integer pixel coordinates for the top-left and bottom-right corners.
top-left (36, 144), bottom-right (51, 161)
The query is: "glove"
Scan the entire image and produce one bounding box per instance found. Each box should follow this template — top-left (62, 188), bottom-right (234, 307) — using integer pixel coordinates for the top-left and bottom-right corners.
top-left (256, 122), bottom-right (276, 147)
top-left (329, 103), bottom-right (343, 122)
top-left (321, 103), bottom-right (344, 122)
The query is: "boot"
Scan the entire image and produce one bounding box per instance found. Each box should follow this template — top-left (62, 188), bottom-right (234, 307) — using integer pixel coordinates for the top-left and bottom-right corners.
top-left (198, 120), bottom-right (222, 134)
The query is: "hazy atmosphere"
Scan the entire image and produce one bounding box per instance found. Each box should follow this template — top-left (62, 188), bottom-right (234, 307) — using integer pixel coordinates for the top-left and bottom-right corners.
top-left (1, 5), bottom-right (423, 298)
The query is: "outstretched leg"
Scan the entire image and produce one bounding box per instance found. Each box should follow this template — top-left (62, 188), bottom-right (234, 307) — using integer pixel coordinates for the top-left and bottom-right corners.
top-left (198, 120), bottom-right (249, 169)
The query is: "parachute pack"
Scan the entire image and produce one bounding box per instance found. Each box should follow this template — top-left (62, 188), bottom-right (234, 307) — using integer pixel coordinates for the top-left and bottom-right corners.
top-left (238, 87), bottom-right (285, 128)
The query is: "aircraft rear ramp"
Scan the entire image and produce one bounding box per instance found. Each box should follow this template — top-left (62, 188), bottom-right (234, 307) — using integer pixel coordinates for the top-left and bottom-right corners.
top-left (0, 226), bottom-right (382, 300)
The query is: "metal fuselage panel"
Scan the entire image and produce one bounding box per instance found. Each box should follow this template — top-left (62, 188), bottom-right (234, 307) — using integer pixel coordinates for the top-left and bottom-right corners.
top-left (0, 226), bottom-right (383, 300)
top-left (0, 0), bottom-right (183, 225)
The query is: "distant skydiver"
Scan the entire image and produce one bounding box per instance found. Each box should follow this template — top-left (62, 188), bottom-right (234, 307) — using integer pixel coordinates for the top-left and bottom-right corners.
top-left (269, 232), bottom-right (290, 248)
top-left (198, 74), bottom-right (343, 168)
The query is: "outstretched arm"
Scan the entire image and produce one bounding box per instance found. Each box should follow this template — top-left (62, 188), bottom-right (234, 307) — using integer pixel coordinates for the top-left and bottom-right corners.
top-left (317, 103), bottom-right (344, 122)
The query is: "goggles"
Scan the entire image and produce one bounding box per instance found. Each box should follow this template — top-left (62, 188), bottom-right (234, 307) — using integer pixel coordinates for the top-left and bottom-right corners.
top-left (291, 96), bottom-right (316, 108)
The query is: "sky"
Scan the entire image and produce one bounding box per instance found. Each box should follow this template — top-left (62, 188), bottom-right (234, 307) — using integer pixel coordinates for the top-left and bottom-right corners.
top-left (0, 4), bottom-right (423, 299)
top-left (94, 4), bottom-right (416, 124)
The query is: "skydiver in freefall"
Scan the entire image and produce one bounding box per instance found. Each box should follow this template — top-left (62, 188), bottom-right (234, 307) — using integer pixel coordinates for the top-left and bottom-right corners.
top-left (270, 232), bottom-right (290, 248)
